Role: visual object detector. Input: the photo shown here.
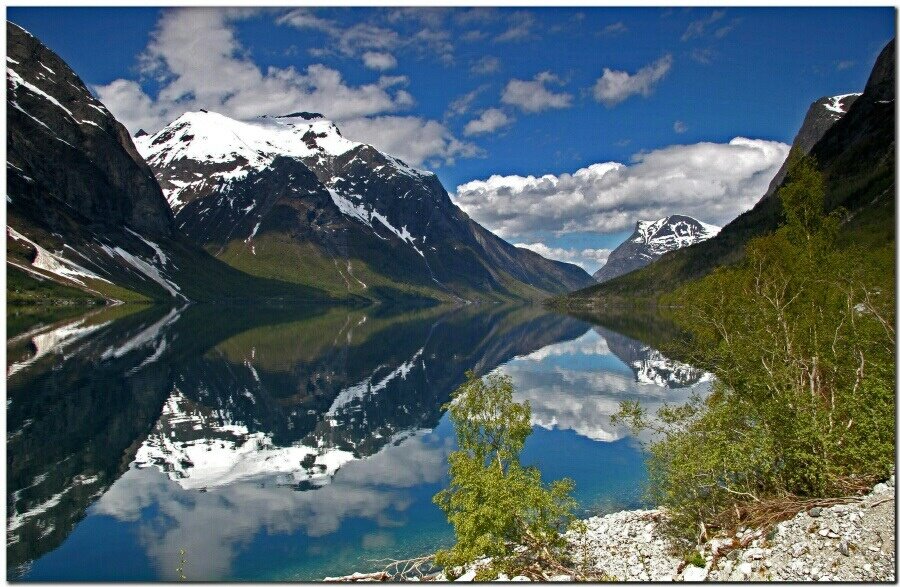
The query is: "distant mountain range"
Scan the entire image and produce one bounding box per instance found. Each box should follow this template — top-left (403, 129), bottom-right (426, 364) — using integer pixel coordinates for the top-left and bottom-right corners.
top-left (134, 109), bottom-right (594, 301)
top-left (593, 215), bottom-right (720, 283)
top-left (561, 38), bottom-right (895, 306)
top-left (5, 21), bottom-right (594, 305)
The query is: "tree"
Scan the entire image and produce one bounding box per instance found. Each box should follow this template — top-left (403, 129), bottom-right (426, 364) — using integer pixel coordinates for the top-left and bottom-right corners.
top-left (617, 156), bottom-right (895, 547)
top-left (433, 371), bottom-right (577, 579)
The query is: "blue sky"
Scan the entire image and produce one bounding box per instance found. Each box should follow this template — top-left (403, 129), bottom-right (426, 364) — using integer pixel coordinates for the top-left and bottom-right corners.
top-left (8, 7), bottom-right (894, 272)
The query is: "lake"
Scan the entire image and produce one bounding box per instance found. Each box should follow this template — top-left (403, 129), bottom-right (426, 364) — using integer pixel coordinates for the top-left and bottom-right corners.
top-left (6, 303), bottom-right (709, 581)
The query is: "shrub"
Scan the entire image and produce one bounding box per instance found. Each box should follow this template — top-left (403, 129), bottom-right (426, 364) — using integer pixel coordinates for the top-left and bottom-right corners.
top-left (618, 157), bottom-right (895, 547)
top-left (433, 371), bottom-right (577, 578)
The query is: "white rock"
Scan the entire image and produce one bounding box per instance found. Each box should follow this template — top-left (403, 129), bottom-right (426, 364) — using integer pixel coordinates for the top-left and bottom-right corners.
top-left (455, 569), bottom-right (478, 582)
top-left (510, 576), bottom-right (530, 582)
top-left (737, 562), bottom-right (753, 578)
top-left (682, 565), bottom-right (708, 582)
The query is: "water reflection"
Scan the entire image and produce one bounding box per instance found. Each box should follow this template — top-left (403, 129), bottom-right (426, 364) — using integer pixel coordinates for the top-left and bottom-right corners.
top-left (500, 325), bottom-right (710, 442)
top-left (6, 303), bottom-right (709, 581)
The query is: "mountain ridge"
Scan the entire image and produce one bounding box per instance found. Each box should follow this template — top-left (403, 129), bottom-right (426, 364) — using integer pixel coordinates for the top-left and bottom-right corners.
top-left (593, 215), bottom-right (720, 283)
top-left (135, 108), bottom-right (596, 301)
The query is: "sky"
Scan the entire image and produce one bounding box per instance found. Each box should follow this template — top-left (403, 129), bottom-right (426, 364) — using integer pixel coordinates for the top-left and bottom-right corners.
top-left (8, 6), bottom-right (894, 273)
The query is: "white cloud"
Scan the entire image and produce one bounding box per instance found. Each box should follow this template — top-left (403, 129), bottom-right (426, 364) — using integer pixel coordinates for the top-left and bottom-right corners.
top-left (597, 21), bottom-right (628, 37)
top-left (681, 10), bottom-right (726, 41)
top-left (515, 243), bottom-right (611, 272)
top-left (673, 120), bottom-right (688, 133)
top-left (593, 54), bottom-right (673, 107)
top-left (445, 86), bottom-right (486, 118)
top-left (463, 108), bottom-right (513, 136)
top-left (94, 8), bottom-right (475, 167)
top-left (501, 71), bottom-right (572, 113)
top-left (471, 55), bottom-right (501, 75)
top-left (277, 8), bottom-right (399, 57)
top-left (452, 137), bottom-right (790, 238)
top-left (494, 11), bottom-right (536, 42)
top-left (340, 115), bottom-right (482, 166)
top-left (361, 51), bottom-right (397, 71)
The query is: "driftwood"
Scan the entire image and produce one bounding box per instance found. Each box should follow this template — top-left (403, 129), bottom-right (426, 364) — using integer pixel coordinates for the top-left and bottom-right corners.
top-left (323, 571), bottom-right (390, 582)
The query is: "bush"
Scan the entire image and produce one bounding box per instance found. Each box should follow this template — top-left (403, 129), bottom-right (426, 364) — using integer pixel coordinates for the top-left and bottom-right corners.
top-left (617, 157), bottom-right (895, 547)
top-left (433, 371), bottom-right (577, 578)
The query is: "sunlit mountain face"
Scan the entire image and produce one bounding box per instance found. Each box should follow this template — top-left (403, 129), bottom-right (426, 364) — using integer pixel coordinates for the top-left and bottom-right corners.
top-left (7, 304), bottom-right (709, 581)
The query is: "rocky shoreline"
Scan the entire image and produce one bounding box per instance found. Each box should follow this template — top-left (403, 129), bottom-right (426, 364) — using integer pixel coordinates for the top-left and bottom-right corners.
top-left (327, 479), bottom-right (895, 582)
top-left (563, 478), bottom-right (895, 582)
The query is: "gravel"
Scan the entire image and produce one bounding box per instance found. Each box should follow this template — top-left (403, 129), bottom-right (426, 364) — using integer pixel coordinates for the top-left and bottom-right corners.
top-left (563, 480), bottom-right (895, 582)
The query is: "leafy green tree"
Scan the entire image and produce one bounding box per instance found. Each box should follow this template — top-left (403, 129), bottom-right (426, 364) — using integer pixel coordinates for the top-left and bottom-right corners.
top-left (618, 156), bottom-right (895, 546)
top-left (434, 371), bottom-right (577, 578)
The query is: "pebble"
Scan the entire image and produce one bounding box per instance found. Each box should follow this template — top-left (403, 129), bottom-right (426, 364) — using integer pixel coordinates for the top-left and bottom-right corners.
top-left (365, 481), bottom-right (895, 582)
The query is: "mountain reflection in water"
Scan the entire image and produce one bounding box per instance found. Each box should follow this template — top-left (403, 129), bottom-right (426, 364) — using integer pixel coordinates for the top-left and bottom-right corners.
top-left (6, 303), bottom-right (710, 581)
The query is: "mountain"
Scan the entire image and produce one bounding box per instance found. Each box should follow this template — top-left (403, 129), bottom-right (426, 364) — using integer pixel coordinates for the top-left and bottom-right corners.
top-left (761, 93), bottom-right (860, 199)
top-left (593, 215), bottom-right (720, 283)
top-left (559, 38), bottom-right (895, 307)
top-left (6, 21), bottom-right (326, 304)
top-left (135, 111), bottom-right (595, 301)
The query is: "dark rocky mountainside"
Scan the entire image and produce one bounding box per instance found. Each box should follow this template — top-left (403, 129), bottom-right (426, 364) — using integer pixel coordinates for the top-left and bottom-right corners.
top-left (761, 93), bottom-right (860, 199)
top-left (561, 38), bottom-right (895, 306)
top-left (137, 111), bottom-right (595, 301)
top-left (6, 21), bottom-right (325, 303)
top-left (592, 215), bottom-right (719, 283)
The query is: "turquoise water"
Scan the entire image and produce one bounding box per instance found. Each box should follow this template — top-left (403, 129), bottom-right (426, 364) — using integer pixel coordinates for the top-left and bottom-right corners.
top-left (7, 304), bottom-right (707, 581)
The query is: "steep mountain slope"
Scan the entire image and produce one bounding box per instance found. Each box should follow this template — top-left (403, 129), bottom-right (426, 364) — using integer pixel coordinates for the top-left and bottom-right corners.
top-left (561, 39), bottom-right (895, 306)
top-left (593, 215), bottom-right (720, 283)
top-left (761, 93), bottom-right (860, 200)
top-left (136, 111), bottom-right (595, 301)
top-left (6, 21), bottom-right (328, 304)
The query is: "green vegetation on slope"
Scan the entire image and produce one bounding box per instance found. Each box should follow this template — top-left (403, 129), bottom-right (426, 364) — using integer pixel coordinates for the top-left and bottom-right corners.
top-left (614, 158), bottom-right (895, 548)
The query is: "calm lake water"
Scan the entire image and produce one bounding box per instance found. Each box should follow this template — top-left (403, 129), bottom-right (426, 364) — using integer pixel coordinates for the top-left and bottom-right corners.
top-left (6, 303), bottom-right (709, 581)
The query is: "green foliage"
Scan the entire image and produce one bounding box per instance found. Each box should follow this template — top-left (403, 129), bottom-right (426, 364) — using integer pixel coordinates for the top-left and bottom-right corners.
top-left (620, 157), bottom-right (895, 546)
top-left (434, 372), bottom-right (577, 578)
top-left (684, 550), bottom-right (706, 568)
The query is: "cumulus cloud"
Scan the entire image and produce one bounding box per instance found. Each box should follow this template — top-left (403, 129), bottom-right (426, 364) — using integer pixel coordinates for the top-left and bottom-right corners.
top-left (340, 115), bottom-right (482, 166)
top-left (463, 108), bottom-right (513, 136)
top-left (361, 51), bottom-right (397, 70)
top-left (515, 243), bottom-right (611, 271)
top-left (94, 8), bottom-right (476, 167)
top-left (471, 55), bottom-right (501, 75)
top-left (501, 71), bottom-right (572, 113)
top-left (592, 54), bottom-right (673, 107)
top-left (452, 137), bottom-right (790, 238)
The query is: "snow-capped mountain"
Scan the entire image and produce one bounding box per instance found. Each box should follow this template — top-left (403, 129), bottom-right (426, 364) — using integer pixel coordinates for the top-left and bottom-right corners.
top-left (761, 93), bottom-right (861, 199)
top-left (593, 215), bottom-right (720, 283)
top-left (5, 22), bottom-right (323, 304)
top-left (135, 110), bottom-right (595, 300)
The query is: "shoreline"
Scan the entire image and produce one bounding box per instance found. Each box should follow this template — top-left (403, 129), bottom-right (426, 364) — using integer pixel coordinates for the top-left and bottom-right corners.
top-left (327, 479), bottom-right (895, 582)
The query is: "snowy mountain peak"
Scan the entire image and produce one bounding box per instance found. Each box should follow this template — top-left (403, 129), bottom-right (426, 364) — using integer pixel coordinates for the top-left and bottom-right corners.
top-left (633, 215), bottom-right (721, 251)
top-left (594, 215), bottom-right (720, 283)
top-left (134, 110), bottom-right (438, 213)
top-left (822, 93), bottom-right (862, 116)
top-left (136, 109), bottom-right (358, 170)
